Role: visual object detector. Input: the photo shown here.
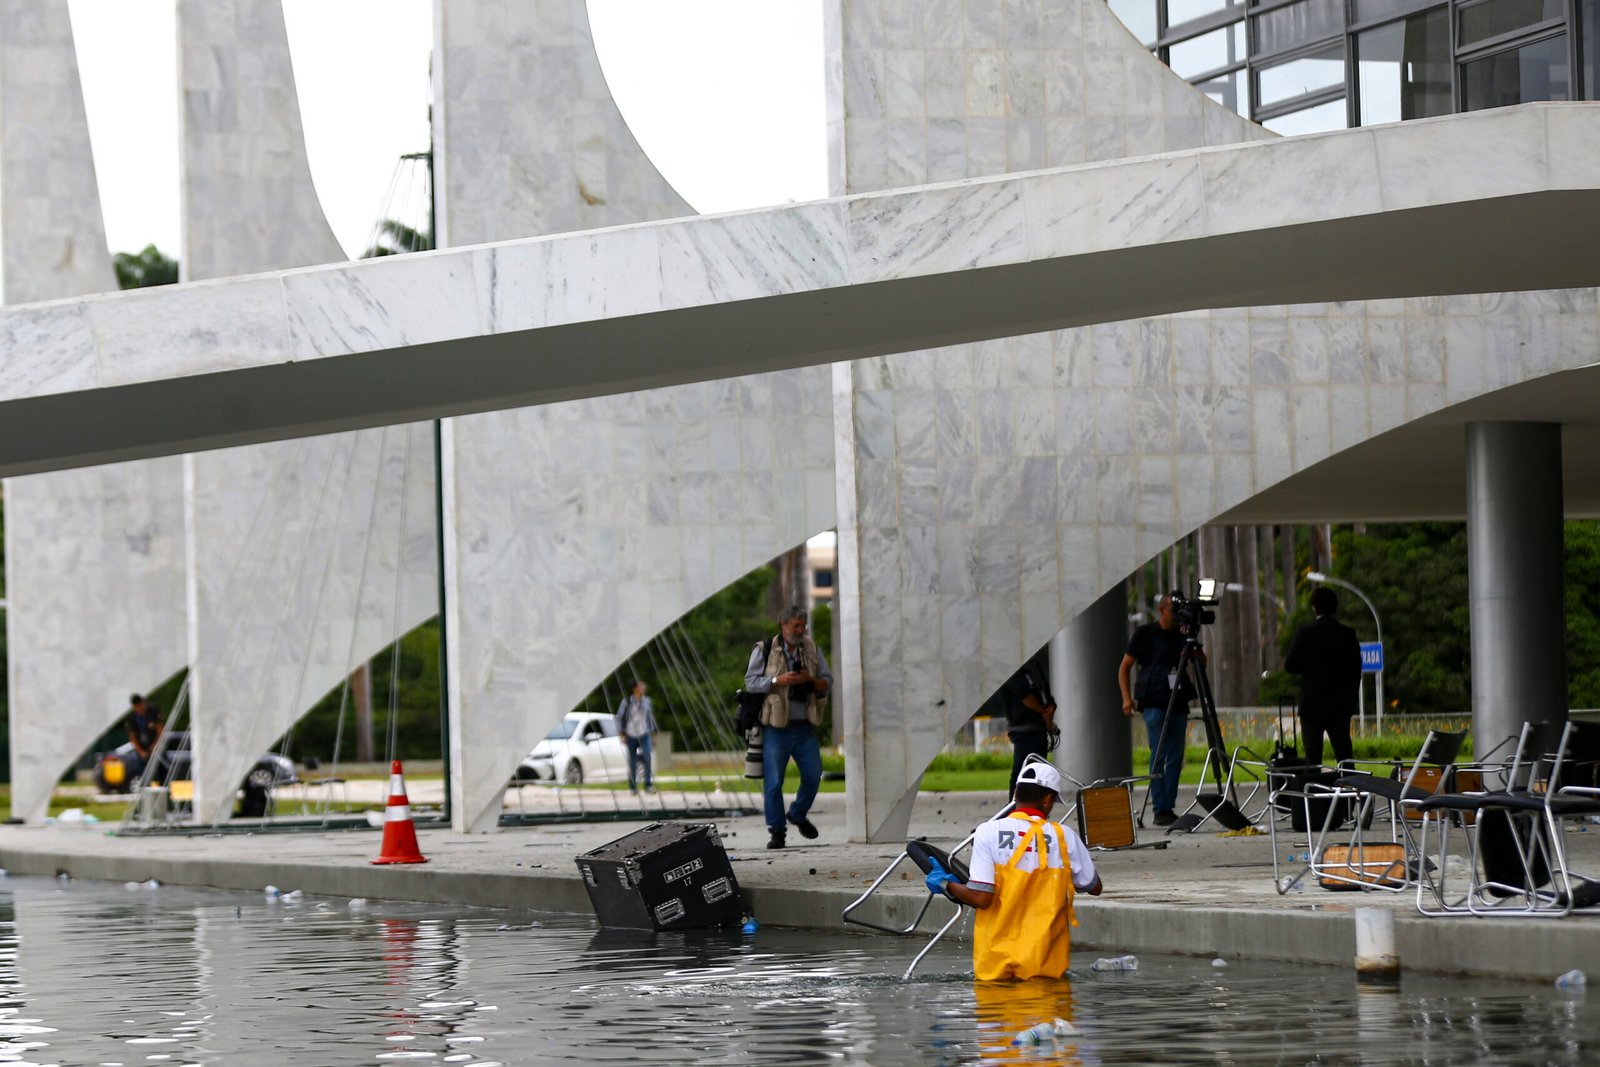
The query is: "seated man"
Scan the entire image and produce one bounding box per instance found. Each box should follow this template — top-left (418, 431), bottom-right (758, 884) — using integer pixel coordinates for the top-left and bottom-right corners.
top-left (926, 760), bottom-right (1103, 980)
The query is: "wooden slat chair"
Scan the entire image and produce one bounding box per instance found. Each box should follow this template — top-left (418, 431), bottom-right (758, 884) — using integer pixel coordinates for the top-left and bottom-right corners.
top-left (1273, 730), bottom-right (1464, 894)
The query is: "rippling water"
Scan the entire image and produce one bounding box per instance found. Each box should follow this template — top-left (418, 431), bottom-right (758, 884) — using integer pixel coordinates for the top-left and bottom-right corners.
top-left (0, 876), bottom-right (1594, 1065)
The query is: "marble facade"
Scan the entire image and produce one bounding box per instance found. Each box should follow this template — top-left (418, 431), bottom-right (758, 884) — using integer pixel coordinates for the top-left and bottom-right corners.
top-left (435, 0), bottom-right (834, 832)
top-left (827, 0), bottom-right (1600, 840)
top-left (0, 0), bottom-right (1596, 845)
top-left (1, 0), bottom-right (184, 825)
top-left (179, 0), bottom-right (437, 822)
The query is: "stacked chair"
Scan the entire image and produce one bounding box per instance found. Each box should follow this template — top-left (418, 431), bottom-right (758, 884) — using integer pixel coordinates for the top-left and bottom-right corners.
top-left (1415, 720), bottom-right (1600, 917)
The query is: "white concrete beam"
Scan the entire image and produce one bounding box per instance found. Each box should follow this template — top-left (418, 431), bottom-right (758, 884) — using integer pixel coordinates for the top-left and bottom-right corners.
top-left (0, 104), bottom-right (1596, 478)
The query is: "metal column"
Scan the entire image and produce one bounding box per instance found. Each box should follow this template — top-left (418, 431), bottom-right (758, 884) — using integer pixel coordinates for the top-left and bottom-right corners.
top-left (1466, 422), bottom-right (1566, 747)
top-left (1051, 581), bottom-right (1132, 786)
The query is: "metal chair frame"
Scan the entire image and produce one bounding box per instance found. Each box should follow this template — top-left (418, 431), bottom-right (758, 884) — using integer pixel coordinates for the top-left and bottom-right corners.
top-left (1416, 720), bottom-right (1600, 918)
top-left (1271, 730), bottom-right (1465, 894)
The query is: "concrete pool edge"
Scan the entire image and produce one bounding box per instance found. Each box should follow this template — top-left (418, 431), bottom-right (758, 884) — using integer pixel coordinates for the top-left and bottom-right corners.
top-left (1, 825), bottom-right (1595, 984)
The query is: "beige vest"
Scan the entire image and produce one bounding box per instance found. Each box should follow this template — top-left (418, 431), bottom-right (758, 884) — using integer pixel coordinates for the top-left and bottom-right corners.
top-left (760, 636), bottom-right (825, 728)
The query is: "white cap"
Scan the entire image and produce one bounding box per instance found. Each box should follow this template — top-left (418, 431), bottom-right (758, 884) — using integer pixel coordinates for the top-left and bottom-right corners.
top-left (1015, 759), bottom-right (1063, 796)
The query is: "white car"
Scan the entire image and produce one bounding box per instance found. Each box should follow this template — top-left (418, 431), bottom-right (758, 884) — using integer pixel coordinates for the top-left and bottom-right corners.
top-left (516, 711), bottom-right (631, 786)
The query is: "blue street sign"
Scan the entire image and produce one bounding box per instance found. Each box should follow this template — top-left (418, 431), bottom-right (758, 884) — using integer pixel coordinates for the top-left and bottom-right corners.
top-left (1360, 642), bottom-right (1384, 673)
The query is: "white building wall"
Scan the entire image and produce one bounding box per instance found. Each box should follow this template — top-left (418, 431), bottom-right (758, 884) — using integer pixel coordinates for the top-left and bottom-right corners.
top-left (1, 0), bottom-right (185, 824)
top-left (436, 0), bottom-right (835, 832)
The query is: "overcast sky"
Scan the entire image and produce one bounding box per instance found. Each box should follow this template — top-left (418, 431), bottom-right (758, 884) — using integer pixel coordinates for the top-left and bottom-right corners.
top-left (67, 0), bottom-right (826, 260)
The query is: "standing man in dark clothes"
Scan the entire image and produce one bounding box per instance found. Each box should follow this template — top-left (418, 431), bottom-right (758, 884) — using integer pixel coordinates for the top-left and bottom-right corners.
top-left (1285, 587), bottom-right (1363, 767)
top-left (1001, 655), bottom-right (1057, 795)
top-left (1117, 595), bottom-right (1197, 826)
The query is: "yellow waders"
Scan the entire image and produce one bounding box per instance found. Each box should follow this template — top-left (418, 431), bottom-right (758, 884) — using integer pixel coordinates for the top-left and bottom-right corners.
top-left (973, 815), bottom-right (1077, 981)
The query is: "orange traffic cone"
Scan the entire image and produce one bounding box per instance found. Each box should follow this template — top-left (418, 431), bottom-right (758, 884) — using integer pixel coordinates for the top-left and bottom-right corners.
top-left (371, 760), bottom-right (429, 865)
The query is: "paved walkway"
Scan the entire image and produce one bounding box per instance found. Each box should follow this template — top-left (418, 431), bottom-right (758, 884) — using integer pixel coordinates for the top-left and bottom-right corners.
top-left (4, 784), bottom-right (1598, 982)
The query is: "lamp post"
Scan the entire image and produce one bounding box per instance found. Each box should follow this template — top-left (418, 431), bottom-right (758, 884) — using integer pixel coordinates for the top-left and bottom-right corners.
top-left (1225, 581), bottom-right (1288, 689)
top-left (1306, 572), bottom-right (1384, 734)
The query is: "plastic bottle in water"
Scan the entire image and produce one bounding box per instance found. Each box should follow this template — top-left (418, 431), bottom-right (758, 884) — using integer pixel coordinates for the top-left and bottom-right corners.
top-left (1556, 969), bottom-right (1587, 993)
top-left (1012, 1019), bottom-right (1074, 1045)
top-left (1012, 1022), bottom-right (1057, 1045)
top-left (1091, 954), bottom-right (1139, 972)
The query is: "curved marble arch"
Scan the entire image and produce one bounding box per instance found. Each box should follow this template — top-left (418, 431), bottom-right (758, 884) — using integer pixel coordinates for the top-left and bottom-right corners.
top-left (821, 1), bottom-right (1600, 840)
top-left (178, 0), bottom-right (438, 824)
top-left (822, 0), bottom-right (1278, 839)
top-left (0, 103), bottom-right (1595, 476)
top-left (434, 0), bottom-right (833, 832)
top-left (0, 0), bottom-right (183, 825)
top-left (3, 0), bottom-right (439, 824)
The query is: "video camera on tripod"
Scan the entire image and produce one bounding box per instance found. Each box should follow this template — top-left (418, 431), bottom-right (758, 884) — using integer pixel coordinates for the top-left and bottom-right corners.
top-left (1147, 577), bottom-right (1253, 834)
top-left (1168, 577), bottom-right (1222, 631)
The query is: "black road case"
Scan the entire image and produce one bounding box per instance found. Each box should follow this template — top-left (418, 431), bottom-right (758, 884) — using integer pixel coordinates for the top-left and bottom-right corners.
top-left (575, 822), bottom-right (745, 930)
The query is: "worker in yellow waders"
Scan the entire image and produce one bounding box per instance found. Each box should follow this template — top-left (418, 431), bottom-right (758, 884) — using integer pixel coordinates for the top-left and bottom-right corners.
top-left (925, 760), bottom-right (1103, 980)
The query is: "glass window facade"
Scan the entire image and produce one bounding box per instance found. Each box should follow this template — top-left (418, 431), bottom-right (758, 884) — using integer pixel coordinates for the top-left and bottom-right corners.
top-left (1456, 0), bottom-right (1564, 48)
top-left (1461, 33), bottom-right (1572, 109)
top-left (1356, 8), bottom-right (1452, 123)
top-left (1170, 22), bottom-right (1248, 77)
top-left (1253, 0), bottom-right (1344, 57)
top-left (1259, 44), bottom-right (1347, 105)
top-left (1107, 0), bottom-right (1593, 130)
top-left (1168, 0), bottom-right (1243, 28)
top-left (1262, 96), bottom-right (1350, 132)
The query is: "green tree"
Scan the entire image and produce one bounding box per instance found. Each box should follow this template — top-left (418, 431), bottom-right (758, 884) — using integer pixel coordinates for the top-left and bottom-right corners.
top-left (1567, 520), bottom-right (1600, 708)
top-left (285, 619), bottom-right (441, 764)
top-left (1276, 520), bottom-right (1600, 716)
top-left (1333, 523), bottom-right (1473, 715)
top-left (575, 567), bottom-right (783, 750)
top-left (113, 244), bottom-right (178, 289)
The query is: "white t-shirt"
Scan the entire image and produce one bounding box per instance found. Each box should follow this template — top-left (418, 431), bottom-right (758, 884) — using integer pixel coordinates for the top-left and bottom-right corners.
top-left (966, 813), bottom-right (1098, 892)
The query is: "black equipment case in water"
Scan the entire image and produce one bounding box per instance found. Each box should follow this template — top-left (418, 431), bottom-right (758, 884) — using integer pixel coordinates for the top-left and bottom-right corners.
top-left (575, 822), bottom-right (745, 930)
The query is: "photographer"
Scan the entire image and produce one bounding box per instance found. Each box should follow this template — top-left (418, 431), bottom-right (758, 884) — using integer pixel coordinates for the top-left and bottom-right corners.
top-left (1116, 594), bottom-right (1201, 826)
top-left (744, 605), bottom-right (831, 850)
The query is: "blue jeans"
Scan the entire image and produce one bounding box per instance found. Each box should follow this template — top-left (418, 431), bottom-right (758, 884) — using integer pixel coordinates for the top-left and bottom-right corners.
top-left (625, 734), bottom-right (653, 790)
top-left (763, 723), bottom-right (821, 833)
top-left (1144, 705), bottom-right (1189, 814)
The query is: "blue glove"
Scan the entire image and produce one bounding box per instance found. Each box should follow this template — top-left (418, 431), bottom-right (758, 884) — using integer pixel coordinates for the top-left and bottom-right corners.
top-left (925, 858), bottom-right (961, 898)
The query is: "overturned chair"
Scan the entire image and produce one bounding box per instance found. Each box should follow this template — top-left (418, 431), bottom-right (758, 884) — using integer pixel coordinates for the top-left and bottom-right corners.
top-left (842, 799), bottom-right (1012, 978)
top-left (1271, 729), bottom-right (1467, 894)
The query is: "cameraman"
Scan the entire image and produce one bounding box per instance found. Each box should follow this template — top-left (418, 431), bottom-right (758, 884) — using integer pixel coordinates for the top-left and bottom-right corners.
top-left (1116, 594), bottom-right (1201, 827)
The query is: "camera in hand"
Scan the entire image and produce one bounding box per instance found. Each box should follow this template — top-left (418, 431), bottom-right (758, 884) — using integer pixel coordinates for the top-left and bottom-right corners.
top-left (1170, 577), bottom-right (1223, 631)
top-left (787, 673), bottom-right (816, 703)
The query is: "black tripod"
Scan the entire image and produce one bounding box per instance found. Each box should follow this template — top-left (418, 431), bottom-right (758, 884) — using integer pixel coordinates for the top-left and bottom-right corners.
top-left (1140, 626), bottom-right (1250, 833)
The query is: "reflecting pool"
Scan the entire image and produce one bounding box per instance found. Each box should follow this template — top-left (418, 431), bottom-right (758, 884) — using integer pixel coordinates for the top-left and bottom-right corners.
top-left (0, 877), bottom-right (1595, 1065)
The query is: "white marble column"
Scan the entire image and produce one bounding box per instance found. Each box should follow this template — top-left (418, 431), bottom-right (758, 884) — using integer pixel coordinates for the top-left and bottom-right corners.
top-left (435, 0), bottom-right (835, 831)
top-left (829, 0), bottom-right (1272, 840)
top-left (179, 0), bottom-right (438, 822)
top-left (1, 0), bottom-right (184, 824)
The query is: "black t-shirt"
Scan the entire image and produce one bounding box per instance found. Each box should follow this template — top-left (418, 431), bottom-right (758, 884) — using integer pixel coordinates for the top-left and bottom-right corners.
top-left (1000, 663), bottom-right (1050, 732)
top-left (1125, 623), bottom-right (1193, 709)
top-left (129, 709), bottom-right (160, 751)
